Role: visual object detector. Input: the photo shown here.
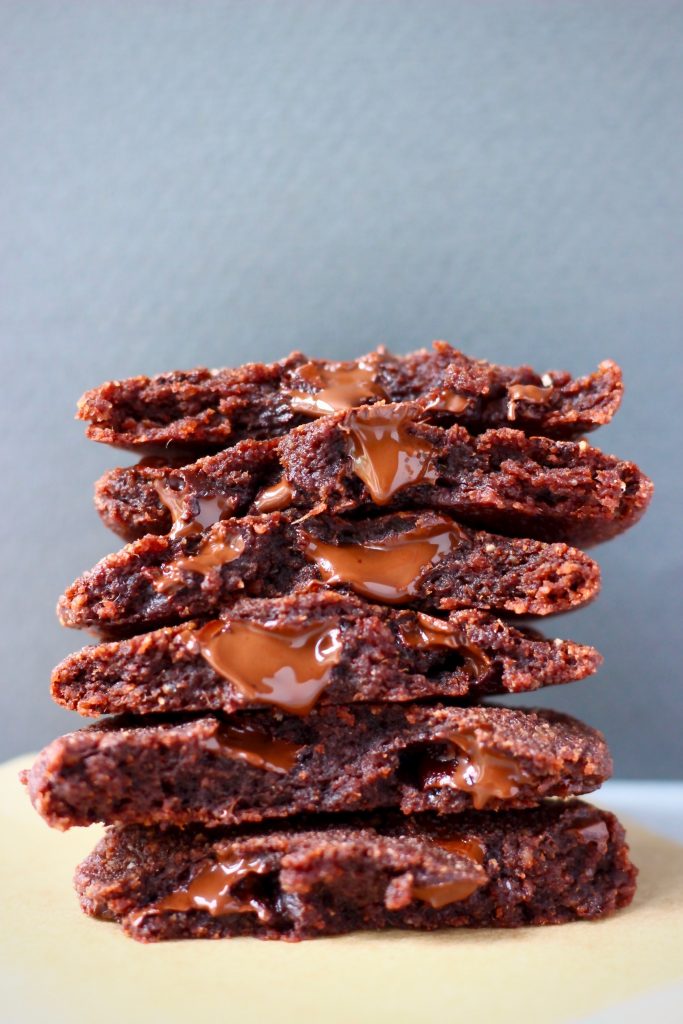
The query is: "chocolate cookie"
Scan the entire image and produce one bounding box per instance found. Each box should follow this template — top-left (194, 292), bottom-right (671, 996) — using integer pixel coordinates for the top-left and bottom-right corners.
top-left (76, 343), bottom-right (623, 452)
top-left (74, 801), bottom-right (636, 941)
top-left (58, 510), bottom-right (601, 636)
top-left (23, 704), bottom-right (611, 830)
top-left (52, 592), bottom-right (601, 717)
top-left (94, 406), bottom-right (651, 545)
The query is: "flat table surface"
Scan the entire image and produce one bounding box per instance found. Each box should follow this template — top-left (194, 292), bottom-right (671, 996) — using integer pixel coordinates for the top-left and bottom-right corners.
top-left (3, 756), bottom-right (682, 1024)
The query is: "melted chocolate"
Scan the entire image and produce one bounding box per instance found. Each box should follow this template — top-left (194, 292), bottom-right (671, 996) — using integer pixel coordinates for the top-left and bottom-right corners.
top-left (412, 875), bottom-right (484, 909)
top-left (399, 612), bottom-right (491, 679)
top-left (433, 836), bottom-right (487, 866)
top-left (413, 833), bottom-right (488, 907)
top-left (154, 531), bottom-right (245, 594)
top-left (206, 722), bottom-right (302, 773)
top-left (421, 731), bottom-right (529, 810)
top-left (507, 381), bottom-right (554, 420)
top-left (301, 517), bottom-right (464, 604)
top-left (344, 405), bottom-right (439, 504)
top-left (424, 389), bottom-right (470, 414)
top-left (190, 619), bottom-right (343, 714)
top-left (253, 478), bottom-right (295, 514)
top-left (155, 481), bottom-right (228, 540)
top-left (289, 358), bottom-right (387, 416)
top-left (156, 854), bottom-right (271, 920)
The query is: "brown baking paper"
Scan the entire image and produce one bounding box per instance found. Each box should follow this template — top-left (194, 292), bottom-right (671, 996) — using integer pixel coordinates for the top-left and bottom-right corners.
top-left (2, 755), bottom-right (682, 1024)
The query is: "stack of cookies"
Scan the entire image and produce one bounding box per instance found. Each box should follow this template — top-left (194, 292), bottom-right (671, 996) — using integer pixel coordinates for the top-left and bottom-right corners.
top-left (23, 343), bottom-right (651, 941)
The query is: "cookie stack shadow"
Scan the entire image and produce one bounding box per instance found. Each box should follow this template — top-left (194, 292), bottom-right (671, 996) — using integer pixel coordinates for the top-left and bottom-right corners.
top-left (22, 343), bottom-right (651, 941)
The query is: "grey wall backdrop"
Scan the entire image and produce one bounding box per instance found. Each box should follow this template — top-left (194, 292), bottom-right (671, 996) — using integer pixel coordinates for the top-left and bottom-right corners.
top-left (1, 1), bottom-right (681, 775)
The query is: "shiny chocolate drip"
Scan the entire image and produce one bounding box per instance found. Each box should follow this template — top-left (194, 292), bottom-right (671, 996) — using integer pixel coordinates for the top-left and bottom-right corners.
top-left (433, 836), bottom-right (486, 865)
top-left (301, 517), bottom-right (463, 604)
top-left (153, 530), bottom-right (246, 594)
top-left (253, 478), bottom-right (295, 514)
top-left (421, 731), bottom-right (528, 810)
top-left (399, 612), bottom-right (491, 679)
top-left (507, 380), bottom-right (554, 420)
top-left (344, 405), bottom-right (439, 505)
top-left (288, 357), bottom-right (387, 417)
top-left (205, 722), bottom-right (302, 773)
top-left (156, 855), bottom-right (271, 920)
top-left (154, 480), bottom-right (189, 534)
top-left (155, 480), bottom-right (228, 540)
top-left (412, 829), bottom-right (488, 907)
top-left (424, 389), bottom-right (470, 415)
top-left (190, 619), bottom-right (343, 714)
top-left (412, 874), bottom-right (484, 909)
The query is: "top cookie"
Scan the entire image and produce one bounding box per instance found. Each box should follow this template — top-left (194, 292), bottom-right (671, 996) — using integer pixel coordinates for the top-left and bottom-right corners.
top-left (77, 342), bottom-right (623, 451)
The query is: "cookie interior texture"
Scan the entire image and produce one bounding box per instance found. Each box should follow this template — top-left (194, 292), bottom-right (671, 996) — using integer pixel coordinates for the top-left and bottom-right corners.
top-left (74, 801), bottom-right (636, 942)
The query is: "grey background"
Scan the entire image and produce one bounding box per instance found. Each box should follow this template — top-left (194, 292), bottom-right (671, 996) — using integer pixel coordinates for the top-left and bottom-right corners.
top-left (1, 1), bottom-right (681, 775)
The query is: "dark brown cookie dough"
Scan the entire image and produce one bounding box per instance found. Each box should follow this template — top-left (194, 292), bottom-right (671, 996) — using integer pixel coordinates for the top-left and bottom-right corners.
top-left (51, 592), bottom-right (601, 717)
top-left (57, 510), bottom-right (601, 636)
top-left (94, 406), bottom-right (651, 546)
top-left (23, 704), bottom-right (611, 830)
top-left (76, 343), bottom-right (623, 452)
top-left (74, 801), bottom-right (636, 941)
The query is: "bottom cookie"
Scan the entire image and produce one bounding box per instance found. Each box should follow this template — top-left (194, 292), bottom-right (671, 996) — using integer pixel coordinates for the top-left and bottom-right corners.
top-left (75, 801), bottom-right (636, 941)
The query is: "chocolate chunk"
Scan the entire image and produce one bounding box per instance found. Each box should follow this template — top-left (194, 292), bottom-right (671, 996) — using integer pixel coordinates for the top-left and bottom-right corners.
top-left (417, 734), bottom-right (529, 810)
top-left (507, 382), bottom-right (554, 420)
top-left (76, 342), bottom-right (623, 452)
top-left (252, 478), bottom-right (295, 514)
top-left (51, 593), bottom-right (601, 717)
top-left (186, 617), bottom-right (343, 716)
top-left (287, 355), bottom-right (389, 415)
top-left (344, 404), bottom-right (440, 504)
top-left (94, 406), bottom-right (652, 545)
top-left (57, 510), bottom-right (601, 635)
top-left (300, 517), bottom-right (466, 604)
top-left (203, 722), bottom-right (302, 773)
top-left (74, 801), bottom-right (636, 941)
top-left (23, 704), bottom-right (611, 830)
